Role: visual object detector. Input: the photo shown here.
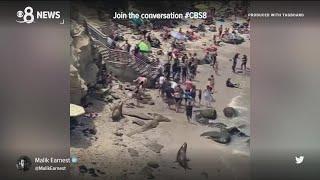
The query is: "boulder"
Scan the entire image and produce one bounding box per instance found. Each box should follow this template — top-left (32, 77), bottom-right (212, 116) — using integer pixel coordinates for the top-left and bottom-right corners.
top-left (223, 107), bottom-right (237, 118)
top-left (70, 65), bottom-right (87, 105)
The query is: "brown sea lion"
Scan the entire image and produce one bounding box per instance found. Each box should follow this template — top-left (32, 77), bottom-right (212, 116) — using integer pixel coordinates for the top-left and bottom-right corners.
top-left (200, 128), bottom-right (231, 144)
top-left (176, 142), bottom-right (191, 170)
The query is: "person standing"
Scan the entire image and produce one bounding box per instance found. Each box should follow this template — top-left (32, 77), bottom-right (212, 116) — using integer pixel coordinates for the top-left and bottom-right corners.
top-left (165, 85), bottom-right (175, 110)
top-left (122, 40), bottom-right (131, 53)
top-left (241, 54), bottom-right (248, 71)
top-left (184, 78), bottom-right (193, 91)
top-left (203, 51), bottom-right (212, 64)
top-left (181, 61), bottom-right (188, 82)
top-left (232, 53), bottom-right (240, 73)
top-left (164, 61), bottom-right (171, 80)
top-left (214, 61), bottom-right (219, 75)
top-left (212, 50), bottom-right (218, 67)
top-left (209, 75), bottom-right (215, 90)
top-left (198, 89), bottom-right (202, 106)
top-left (172, 61), bottom-right (178, 80)
top-left (190, 85), bottom-right (197, 102)
top-left (213, 34), bottom-right (217, 45)
top-left (218, 25), bottom-right (223, 37)
top-left (182, 53), bottom-right (188, 62)
top-left (203, 85), bottom-right (214, 107)
top-left (174, 85), bottom-right (183, 112)
top-left (174, 62), bottom-right (181, 83)
top-left (158, 75), bottom-right (166, 96)
top-left (190, 61), bottom-right (197, 79)
top-left (185, 100), bottom-right (194, 123)
top-left (184, 89), bottom-right (192, 105)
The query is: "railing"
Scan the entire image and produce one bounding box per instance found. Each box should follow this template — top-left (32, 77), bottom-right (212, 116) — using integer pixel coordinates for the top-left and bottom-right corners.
top-left (86, 21), bottom-right (159, 78)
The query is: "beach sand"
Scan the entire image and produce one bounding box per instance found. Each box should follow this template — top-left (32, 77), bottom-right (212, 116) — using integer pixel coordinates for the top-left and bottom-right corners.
top-left (71, 16), bottom-right (250, 180)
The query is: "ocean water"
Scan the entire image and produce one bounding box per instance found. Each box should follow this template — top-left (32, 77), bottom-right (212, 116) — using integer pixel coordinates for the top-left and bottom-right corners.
top-left (226, 75), bottom-right (250, 155)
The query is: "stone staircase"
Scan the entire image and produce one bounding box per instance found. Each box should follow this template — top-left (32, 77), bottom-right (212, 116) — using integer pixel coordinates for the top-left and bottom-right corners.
top-left (93, 42), bottom-right (159, 80)
top-left (86, 21), bottom-right (160, 81)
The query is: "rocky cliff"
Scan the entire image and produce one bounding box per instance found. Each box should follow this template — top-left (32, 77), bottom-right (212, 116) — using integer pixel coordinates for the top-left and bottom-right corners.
top-left (70, 20), bottom-right (98, 104)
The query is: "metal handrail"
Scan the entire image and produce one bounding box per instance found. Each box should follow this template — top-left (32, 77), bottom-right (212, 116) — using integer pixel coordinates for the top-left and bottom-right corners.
top-left (87, 21), bottom-right (159, 76)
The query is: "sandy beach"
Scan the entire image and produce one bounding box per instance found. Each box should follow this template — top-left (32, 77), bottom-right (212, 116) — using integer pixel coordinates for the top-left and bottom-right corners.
top-left (70, 3), bottom-right (250, 180)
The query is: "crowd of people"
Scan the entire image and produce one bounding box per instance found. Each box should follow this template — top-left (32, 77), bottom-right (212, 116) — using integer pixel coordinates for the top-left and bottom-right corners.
top-left (127, 31), bottom-right (248, 123)
top-left (91, 4), bottom-right (249, 123)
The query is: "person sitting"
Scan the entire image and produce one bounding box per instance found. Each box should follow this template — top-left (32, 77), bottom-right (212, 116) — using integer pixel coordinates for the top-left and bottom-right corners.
top-left (150, 37), bottom-right (161, 48)
top-left (190, 25), bottom-right (197, 29)
top-left (226, 78), bottom-right (240, 88)
top-left (186, 31), bottom-right (200, 41)
top-left (133, 76), bottom-right (148, 90)
top-left (203, 52), bottom-right (212, 64)
top-left (197, 23), bottom-right (206, 32)
top-left (209, 25), bottom-right (216, 32)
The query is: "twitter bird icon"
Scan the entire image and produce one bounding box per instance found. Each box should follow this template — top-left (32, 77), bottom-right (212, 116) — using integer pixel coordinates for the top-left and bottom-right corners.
top-left (295, 156), bottom-right (304, 164)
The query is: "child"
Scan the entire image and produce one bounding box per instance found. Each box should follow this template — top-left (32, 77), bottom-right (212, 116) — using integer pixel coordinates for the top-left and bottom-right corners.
top-left (203, 85), bottom-right (214, 107)
top-left (186, 100), bottom-right (194, 123)
top-left (198, 89), bottom-right (202, 106)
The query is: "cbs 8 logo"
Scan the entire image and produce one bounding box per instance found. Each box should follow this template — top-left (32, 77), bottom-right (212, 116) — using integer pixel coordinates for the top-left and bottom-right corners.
top-left (17, 6), bottom-right (34, 24)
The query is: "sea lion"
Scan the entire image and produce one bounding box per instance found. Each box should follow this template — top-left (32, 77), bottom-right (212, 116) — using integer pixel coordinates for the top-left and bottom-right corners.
top-left (194, 108), bottom-right (217, 120)
top-left (111, 101), bottom-right (124, 121)
top-left (226, 127), bottom-right (249, 137)
top-left (200, 128), bottom-right (231, 144)
top-left (176, 142), bottom-right (191, 170)
top-left (213, 129), bottom-right (231, 144)
top-left (207, 122), bottom-right (228, 129)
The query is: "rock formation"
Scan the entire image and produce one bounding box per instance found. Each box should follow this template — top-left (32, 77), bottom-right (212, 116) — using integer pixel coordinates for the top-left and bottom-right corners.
top-left (70, 19), bottom-right (99, 104)
top-left (70, 65), bottom-right (87, 105)
top-left (223, 107), bottom-right (238, 118)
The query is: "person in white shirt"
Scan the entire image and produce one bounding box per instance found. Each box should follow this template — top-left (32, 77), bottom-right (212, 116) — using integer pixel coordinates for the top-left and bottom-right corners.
top-left (158, 75), bottom-right (166, 95)
top-left (170, 81), bottom-right (178, 89)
